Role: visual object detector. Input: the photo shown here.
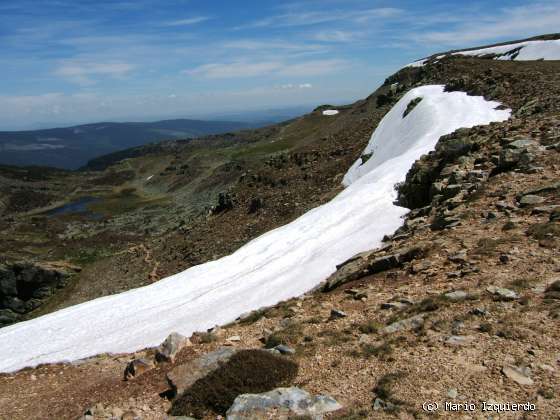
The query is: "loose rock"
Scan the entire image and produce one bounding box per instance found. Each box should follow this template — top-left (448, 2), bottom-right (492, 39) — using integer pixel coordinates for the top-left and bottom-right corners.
top-left (383, 314), bottom-right (425, 334)
top-left (124, 358), bottom-right (154, 381)
top-left (156, 332), bottom-right (191, 363)
top-left (486, 286), bottom-right (518, 301)
top-left (226, 387), bottom-right (342, 419)
top-left (502, 365), bottom-right (534, 386)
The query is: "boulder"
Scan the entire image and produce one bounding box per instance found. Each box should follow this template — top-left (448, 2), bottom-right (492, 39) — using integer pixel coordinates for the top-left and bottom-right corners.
top-left (448, 250), bottom-right (468, 264)
top-left (507, 139), bottom-right (539, 149)
top-left (519, 195), bottom-right (545, 207)
top-left (167, 347), bottom-right (237, 396)
top-left (486, 286), bottom-right (518, 301)
top-left (442, 184), bottom-right (463, 199)
top-left (156, 332), bottom-right (191, 363)
top-left (531, 205), bottom-right (560, 215)
top-left (0, 261), bottom-right (72, 326)
top-left (498, 148), bottom-right (522, 170)
top-left (382, 314), bottom-right (425, 334)
top-left (323, 245), bottom-right (425, 291)
top-left (545, 280), bottom-right (560, 300)
top-left (546, 280), bottom-right (560, 292)
top-left (124, 358), bottom-right (154, 380)
top-left (431, 215), bottom-right (461, 230)
top-left (444, 290), bottom-right (468, 302)
top-left (0, 266), bottom-right (17, 296)
top-left (226, 387), bottom-right (342, 419)
top-left (274, 344), bottom-right (296, 355)
top-left (0, 309), bottom-right (18, 326)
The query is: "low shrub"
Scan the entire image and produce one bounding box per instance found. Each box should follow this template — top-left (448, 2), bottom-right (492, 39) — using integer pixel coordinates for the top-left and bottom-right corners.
top-left (169, 349), bottom-right (298, 417)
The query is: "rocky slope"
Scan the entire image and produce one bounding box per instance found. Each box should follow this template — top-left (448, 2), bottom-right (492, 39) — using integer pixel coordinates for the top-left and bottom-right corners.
top-left (0, 38), bottom-right (559, 419)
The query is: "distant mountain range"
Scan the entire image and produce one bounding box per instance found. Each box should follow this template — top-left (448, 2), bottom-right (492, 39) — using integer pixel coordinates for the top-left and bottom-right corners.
top-left (0, 119), bottom-right (253, 169)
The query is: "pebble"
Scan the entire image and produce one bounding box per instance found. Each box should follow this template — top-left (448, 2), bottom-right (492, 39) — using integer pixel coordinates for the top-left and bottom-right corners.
top-left (502, 365), bottom-right (534, 386)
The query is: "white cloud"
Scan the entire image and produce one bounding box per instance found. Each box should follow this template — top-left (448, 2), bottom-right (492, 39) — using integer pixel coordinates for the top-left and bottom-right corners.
top-left (312, 30), bottom-right (358, 42)
top-left (279, 83), bottom-right (313, 89)
top-left (163, 16), bottom-right (210, 26)
top-left (54, 61), bottom-right (134, 85)
top-left (185, 59), bottom-right (347, 79)
top-left (185, 61), bottom-right (282, 78)
top-left (236, 7), bottom-right (403, 29)
top-left (222, 39), bottom-right (326, 54)
top-left (414, 2), bottom-right (560, 46)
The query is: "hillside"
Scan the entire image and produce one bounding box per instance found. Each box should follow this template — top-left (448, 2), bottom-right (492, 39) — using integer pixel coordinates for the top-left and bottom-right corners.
top-left (0, 36), bottom-right (559, 419)
top-left (0, 119), bottom-right (252, 169)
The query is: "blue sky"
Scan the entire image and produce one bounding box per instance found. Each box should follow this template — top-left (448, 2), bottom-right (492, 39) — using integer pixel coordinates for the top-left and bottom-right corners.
top-left (0, 0), bottom-right (559, 129)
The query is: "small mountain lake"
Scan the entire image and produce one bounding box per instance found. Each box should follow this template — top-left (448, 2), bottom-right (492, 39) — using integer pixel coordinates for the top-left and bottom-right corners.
top-left (46, 196), bottom-right (103, 219)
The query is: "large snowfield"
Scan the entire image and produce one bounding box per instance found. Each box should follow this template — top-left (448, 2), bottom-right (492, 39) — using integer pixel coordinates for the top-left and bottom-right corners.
top-left (408, 38), bottom-right (560, 67)
top-left (0, 85), bottom-right (510, 373)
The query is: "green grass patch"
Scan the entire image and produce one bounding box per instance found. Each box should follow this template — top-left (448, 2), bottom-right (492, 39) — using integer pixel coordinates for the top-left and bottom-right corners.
top-left (527, 222), bottom-right (560, 240)
top-left (264, 322), bottom-right (303, 348)
top-left (508, 277), bottom-right (539, 291)
top-left (472, 235), bottom-right (523, 255)
top-left (356, 320), bottom-right (383, 334)
top-left (88, 189), bottom-right (170, 216)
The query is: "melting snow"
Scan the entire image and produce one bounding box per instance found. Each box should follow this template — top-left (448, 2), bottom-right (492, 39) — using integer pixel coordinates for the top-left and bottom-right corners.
top-left (406, 59), bottom-right (427, 68)
top-left (453, 39), bottom-right (560, 61)
top-left (408, 39), bottom-right (560, 68)
top-left (322, 110), bottom-right (339, 116)
top-left (0, 85), bottom-right (510, 373)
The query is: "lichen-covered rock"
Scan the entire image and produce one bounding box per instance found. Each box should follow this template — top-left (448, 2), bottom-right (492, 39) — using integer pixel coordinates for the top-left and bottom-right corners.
top-left (323, 245), bottom-right (425, 291)
top-left (486, 286), bottom-right (519, 301)
top-left (383, 314), bottom-right (425, 334)
top-left (226, 387), bottom-right (342, 420)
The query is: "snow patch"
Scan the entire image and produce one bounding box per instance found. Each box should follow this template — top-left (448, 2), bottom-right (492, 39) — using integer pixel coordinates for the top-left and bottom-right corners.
top-left (0, 85), bottom-right (510, 373)
top-left (406, 59), bottom-right (427, 68)
top-left (409, 39), bottom-right (560, 67)
top-left (322, 109), bottom-right (339, 116)
top-left (453, 39), bottom-right (560, 61)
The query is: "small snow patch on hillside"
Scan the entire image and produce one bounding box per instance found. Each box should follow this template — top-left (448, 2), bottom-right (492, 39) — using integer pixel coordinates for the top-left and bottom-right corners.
top-left (453, 39), bottom-right (560, 61)
top-left (409, 39), bottom-right (560, 68)
top-left (322, 110), bottom-right (339, 116)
